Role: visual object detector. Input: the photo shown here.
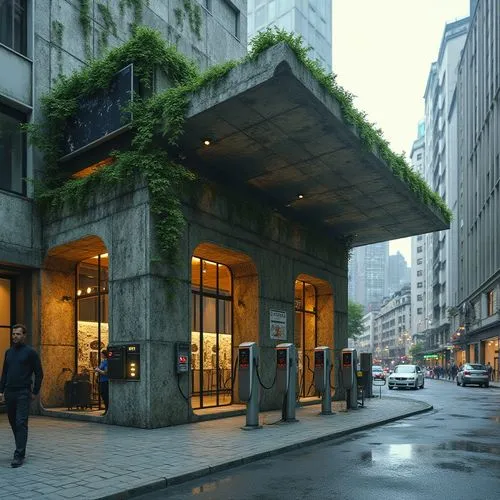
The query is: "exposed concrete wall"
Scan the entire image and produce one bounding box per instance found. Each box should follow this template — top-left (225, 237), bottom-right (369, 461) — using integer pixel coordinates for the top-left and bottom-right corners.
top-left (40, 257), bottom-right (76, 407)
top-left (0, 192), bottom-right (41, 268)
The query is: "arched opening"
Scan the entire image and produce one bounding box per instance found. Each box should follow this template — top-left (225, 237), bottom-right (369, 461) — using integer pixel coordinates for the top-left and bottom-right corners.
top-left (191, 243), bottom-right (258, 411)
top-left (294, 274), bottom-right (334, 401)
top-left (41, 236), bottom-right (109, 415)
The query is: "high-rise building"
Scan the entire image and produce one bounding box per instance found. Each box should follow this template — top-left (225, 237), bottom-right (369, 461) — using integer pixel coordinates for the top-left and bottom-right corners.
top-left (348, 242), bottom-right (389, 312)
top-left (455, 0), bottom-right (500, 372)
top-left (387, 251), bottom-right (410, 297)
top-left (413, 17), bottom-right (469, 363)
top-left (247, 0), bottom-right (333, 72)
top-left (410, 122), bottom-right (427, 342)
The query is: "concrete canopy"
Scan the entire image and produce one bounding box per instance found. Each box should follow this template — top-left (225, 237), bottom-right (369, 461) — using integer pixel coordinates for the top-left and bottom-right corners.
top-left (180, 43), bottom-right (448, 247)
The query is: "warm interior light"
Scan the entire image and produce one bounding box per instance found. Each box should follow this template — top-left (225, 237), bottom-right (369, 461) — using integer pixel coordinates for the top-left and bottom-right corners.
top-left (86, 287), bottom-right (92, 294)
top-left (77, 289), bottom-right (82, 296)
top-left (203, 139), bottom-right (211, 146)
top-left (92, 253), bottom-right (109, 259)
top-left (72, 158), bottom-right (114, 179)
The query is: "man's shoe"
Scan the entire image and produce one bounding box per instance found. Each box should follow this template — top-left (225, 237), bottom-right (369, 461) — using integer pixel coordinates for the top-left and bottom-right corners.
top-left (11, 457), bottom-right (24, 468)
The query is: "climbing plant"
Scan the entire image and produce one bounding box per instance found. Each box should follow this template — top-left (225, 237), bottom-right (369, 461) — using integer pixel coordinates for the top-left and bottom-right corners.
top-left (97, 2), bottom-right (118, 50)
top-left (174, 0), bottom-right (202, 40)
top-left (51, 20), bottom-right (64, 79)
top-left (78, 0), bottom-right (92, 59)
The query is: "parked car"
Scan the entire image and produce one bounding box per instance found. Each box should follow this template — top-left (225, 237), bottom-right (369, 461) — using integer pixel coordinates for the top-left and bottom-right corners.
top-left (456, 363), bottom-right (489, 388)
top-left (372, 365), bottom-right (386, 380)
top-left (388, 364), bottom-right (424, 390)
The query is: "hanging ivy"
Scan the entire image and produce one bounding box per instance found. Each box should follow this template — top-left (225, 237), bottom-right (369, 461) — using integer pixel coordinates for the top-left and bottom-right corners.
top-left (51, 20), bottom-right (64, 79)
top-left (78, 0), bottom-right (92, 59)
top-left (97, 2), bottom-right (118, 50)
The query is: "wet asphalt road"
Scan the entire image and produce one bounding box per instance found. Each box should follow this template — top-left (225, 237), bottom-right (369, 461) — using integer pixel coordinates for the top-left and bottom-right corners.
top-left (137, 379), bottom-right (500, 500)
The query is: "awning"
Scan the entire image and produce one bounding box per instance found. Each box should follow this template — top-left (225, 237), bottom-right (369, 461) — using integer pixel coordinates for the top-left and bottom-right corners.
top-left (180, 43), bottom-right (449, 246)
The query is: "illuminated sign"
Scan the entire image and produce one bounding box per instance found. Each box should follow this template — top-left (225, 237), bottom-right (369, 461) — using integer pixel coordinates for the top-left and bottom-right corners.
top-left (342, 352), bottom-right (352, 367)
top-left (277, 349), bottom-right (287, 368)
top-left (239, 348), bottom-right (250, 369)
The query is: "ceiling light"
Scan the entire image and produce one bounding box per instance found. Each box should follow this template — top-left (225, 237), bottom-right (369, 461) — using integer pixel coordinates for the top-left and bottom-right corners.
top-left (203, 139), bottom-right (211, 146)
top-left (298, 194), bottom-right (304, 199)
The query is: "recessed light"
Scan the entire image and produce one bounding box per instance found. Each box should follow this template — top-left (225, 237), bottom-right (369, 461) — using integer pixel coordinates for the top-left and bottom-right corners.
top-left (298, 194), bottom-right (304, 199)
top-left (203, 139), bottom-right (211, 146)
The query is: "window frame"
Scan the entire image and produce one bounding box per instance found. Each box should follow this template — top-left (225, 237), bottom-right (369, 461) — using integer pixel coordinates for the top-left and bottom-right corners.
top-left (0, 103), bottom-right (27, 196)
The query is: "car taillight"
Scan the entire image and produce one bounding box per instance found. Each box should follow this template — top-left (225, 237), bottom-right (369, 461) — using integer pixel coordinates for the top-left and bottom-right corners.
top-left (463, 371), bottom-right (470, 375)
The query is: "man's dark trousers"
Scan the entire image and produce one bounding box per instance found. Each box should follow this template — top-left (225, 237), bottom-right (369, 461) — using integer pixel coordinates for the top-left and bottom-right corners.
top-left (5, 389), bottom-right (31, 459)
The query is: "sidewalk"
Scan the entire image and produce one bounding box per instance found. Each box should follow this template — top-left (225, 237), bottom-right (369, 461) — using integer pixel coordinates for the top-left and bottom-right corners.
top-left (429, 377), bottom-right (500, 388)
top-left (0, 397), bottom-right (431, 500)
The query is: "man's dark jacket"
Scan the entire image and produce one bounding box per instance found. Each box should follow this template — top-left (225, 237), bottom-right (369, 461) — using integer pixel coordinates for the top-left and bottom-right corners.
top-left (0, 344), bottom-right (44, 395)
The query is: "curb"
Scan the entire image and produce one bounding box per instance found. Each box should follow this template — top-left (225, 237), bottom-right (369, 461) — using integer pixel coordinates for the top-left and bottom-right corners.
top-left (98, 401), bottom-right (433, 500)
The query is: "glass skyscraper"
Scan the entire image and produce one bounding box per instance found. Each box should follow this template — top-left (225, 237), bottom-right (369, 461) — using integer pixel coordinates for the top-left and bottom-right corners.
top-left (247, 0), bottom-right (333, 73)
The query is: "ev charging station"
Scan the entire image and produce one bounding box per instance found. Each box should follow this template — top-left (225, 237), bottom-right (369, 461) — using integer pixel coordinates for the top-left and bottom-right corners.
top-left (276, 343), bottom-right (298, 422)
top-left (314, 346), bottom-right (333, 415)
top-left (341, 348), bottom-right (358, 410)
top-left (238, 342), bottom-right (261, 429)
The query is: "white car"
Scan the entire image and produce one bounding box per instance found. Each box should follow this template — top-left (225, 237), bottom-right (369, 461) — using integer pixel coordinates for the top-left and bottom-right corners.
top-left (388, 364), bottom-right (425, 390)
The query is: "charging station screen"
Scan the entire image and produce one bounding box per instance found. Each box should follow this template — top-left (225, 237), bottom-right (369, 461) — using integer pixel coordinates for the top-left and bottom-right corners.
top-left (314, 351), bottom-right (324, 368)
top-left (239, 348), bottom-right (250, 369)
top-left (277, 349), bottom-right (287, 368)
top-left (342, 352), bottom-right (352, 367)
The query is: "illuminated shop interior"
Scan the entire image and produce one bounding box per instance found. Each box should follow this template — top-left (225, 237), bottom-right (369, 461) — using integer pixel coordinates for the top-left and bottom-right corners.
top-left (191, 256), bottom-right (233, 409)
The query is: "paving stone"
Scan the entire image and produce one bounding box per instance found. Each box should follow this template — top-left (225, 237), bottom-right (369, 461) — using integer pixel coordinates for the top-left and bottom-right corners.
top-left (0, 397), bottom-right (431, 499)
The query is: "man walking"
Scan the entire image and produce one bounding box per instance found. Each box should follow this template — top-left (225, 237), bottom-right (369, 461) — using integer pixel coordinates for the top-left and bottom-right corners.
top-left (0, 324), bottom-right (43, 468)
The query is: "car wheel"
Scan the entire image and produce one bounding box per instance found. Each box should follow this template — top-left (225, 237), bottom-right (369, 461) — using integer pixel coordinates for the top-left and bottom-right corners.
top-left (388, 386), bottom-right (393, 390)
top-left (420, 380), bottom-right (425, 389)
top-left (414, 381), bottom-right (418, 390)
top-left (485, 383), bottom-right (489, 388)
top-left (461, 381), bottom-right (466, 387)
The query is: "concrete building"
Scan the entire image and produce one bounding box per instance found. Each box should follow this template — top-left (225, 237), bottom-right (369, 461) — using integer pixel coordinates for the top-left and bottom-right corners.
top-left (374, 286), bottom-right (412, 366)
top-left (410, 122), bottom-right (428, 344)
top-left (247, 0), bottom-right (333, 72)
top-left (455, 0), bottom-right (500, 375)
top-left (348, 242), bottom-right (389, 312)
top-left (351, 311), bottom-right (377, 355)
top-left (416, 17), bottom-right (469, 366)
top-left (387, 251), bottom-right (410, 297)
top-left (0, 0), bottom-right (448, 428)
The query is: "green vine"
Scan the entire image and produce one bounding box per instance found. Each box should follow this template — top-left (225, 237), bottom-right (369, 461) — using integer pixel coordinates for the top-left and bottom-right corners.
top-left (51, 21), bottom-right (64, 79)
top-left (174, 0), bottom-right (202, 40)
top-left (119, 0), bottom-right (147, 28)
top-left (28, 26), bottom-right (450, 268)
top-left (247, 28), bottom-right (452, 224)
top-left (78, 0), bottom-right (92, 59)
top-left (97, 2), bottom-right (117, 51)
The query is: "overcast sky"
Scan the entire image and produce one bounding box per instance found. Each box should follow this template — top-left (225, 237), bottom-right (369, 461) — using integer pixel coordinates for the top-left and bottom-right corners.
top-left (332, 0), bottom-right (470, 264)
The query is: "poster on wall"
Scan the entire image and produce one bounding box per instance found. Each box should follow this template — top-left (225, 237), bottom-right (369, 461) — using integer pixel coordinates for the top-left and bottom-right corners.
top-left (270, 310), bottom-right (287, 340)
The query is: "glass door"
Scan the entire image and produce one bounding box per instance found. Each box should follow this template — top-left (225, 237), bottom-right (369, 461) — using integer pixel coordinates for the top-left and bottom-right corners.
top-left (294, 280), bottom-right (317, 398)
top-left (191, 257), bottom-right (233, 409)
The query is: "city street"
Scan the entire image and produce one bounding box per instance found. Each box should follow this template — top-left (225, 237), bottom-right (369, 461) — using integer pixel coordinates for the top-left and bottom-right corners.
top-left (138, 380), bottom-right (500, 500)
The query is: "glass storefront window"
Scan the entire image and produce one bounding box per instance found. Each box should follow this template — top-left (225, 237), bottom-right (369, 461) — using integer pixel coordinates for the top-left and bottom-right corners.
top-left (0, 0), bottom-right (27, 55)
top-left (191, 257), bottom-right (233, 409)
top-left (76, 254), bottom-right (109, 410)
top-left (0, 106), bottom-right (26, 195)
top-left (294, 279), bottom-right (317, 398)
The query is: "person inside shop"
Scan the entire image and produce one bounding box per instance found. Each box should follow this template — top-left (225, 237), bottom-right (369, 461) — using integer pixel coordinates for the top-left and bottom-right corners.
top-left (94, 349), bottom-right (109, 415)
top-left (0, 324), bottom-right (44, 468)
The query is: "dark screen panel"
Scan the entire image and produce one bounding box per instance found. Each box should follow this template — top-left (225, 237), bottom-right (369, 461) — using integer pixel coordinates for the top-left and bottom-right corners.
top-left (61, 65), bottom-right (135, 159)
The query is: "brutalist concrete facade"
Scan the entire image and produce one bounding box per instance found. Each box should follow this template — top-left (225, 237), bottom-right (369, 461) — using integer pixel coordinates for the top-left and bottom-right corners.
top-left (1, 1), bottom-right (449, 428)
